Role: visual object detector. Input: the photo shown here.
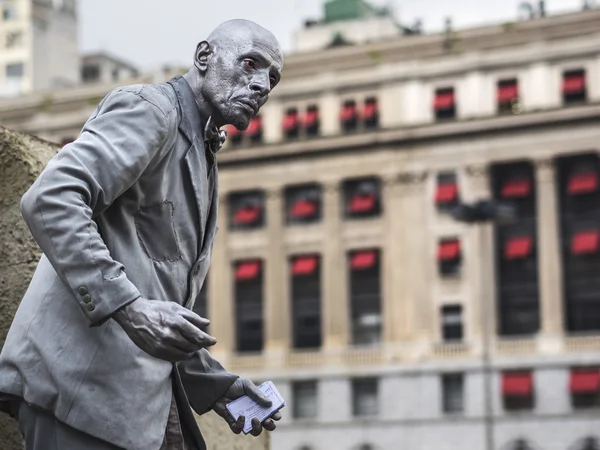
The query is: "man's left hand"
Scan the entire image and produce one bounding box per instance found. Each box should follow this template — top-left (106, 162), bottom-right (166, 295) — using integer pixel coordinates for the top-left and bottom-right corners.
top-left (213, 378), bottom-right (282, 436)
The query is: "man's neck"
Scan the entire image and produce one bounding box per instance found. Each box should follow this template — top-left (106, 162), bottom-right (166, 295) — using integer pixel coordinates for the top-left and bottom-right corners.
top-left (183, 70), bottom-right (212, 128)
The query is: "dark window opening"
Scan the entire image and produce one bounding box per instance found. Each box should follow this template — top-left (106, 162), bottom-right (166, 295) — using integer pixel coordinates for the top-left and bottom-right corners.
top-left (438, 238), bottom-right (462, 277)
top-left (227, 125), bottom-right (243, 147)
top-left (441, 305), bottom-right (463, 342)
top-left (570, 368), bottom-right (600, 409)
top-left (246, 116), bottom-right (263, 144)
top-left (234, 260), bottom-right (263, 353)
top-left (563, 69), bottom-right (587, 105)
top-left (502, 371), bottom-right (534, 411)
top-left (283, 107), bottom-right (300, 140)
top-left (343, 177), bottom-right (381, 219)
top-left (81, 64), bottom-right (100, 83)
top-left (291, 255), bottom-right (322, 349)
top-left (497, 79), bottom-right (519, 115)
top-left (229, 191), bottom-right (265, 231)
top-left (435, 172), bottom-right (459, 209)
top-left (340, 100), bottom-right (358, 132)
top-left (434, 87), bottom-right (455, 121)
top-left (292, 381), bottom-right (318, 419)
top-left (442, 373), bottom-right (464, 414)
top-left (349, 250), bottom-right (381, 346)
top-left (352, 378), bottom-right (379, 417)
top-left (304, 105), bottom-right (320, 137)
top-left (285, 184), bottom-right (322, 225)
top-left (362, 97), bottom-right (379, 130)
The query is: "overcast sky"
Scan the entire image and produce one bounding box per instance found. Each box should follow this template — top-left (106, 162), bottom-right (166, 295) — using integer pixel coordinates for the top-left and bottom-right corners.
top-left (79, 0), bottom-right (586, 70)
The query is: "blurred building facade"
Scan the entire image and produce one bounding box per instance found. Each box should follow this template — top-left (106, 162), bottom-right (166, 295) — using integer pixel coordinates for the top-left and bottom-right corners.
top-left (1, 2), bottom-right (600, 450)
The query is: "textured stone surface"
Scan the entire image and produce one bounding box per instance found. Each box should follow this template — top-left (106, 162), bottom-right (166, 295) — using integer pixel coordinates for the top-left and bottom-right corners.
top-left (0, 127), bottom-right (268, 450)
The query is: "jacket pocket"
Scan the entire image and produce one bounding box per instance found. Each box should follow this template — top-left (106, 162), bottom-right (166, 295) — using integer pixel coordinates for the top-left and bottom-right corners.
top-left (134, 200), bottom-right (181, 262)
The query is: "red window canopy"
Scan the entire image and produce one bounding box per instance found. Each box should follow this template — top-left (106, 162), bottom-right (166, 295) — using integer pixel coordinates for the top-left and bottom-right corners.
top-left (571, 230), bottom-right (600, 255)
top-left (348, 193), bottom-right (376, 214)
top-left (291, 256), bottom-right (318, 276)
top-left (568, 172), bottom-right (598, 195)
top-left (501, 178), bottom-right (531, 198)
top-left (227, 125), bottom-right (240, 138)
top-left (236, 261), bottom-right (261, 280)
top-left (502, 372), bottom-right (533, 396)
top-left (304, 108), bottom-right (319, 127)
top-left (234, 205), bottom-right (261, 225)
top-left (570, 368), bottom-right (600, 394)
top-left (282, 110), bottom-right (299, 131)
top-left (350, 250), bottom-right (377, 270)
top-left (246, 117), bottom-right (262, 136)
top-left (498, 82), bottom-right (519, 103)
top-left (435, 183), bottom-right (458, 204)
top-left (434, 90), bottom-right (455, 110)
top-left (563, 72), bottom-right (586, 94)
top-left (291, 199), bottom-right (317, 218)
top-left (438, 240), bottom-right (460, 261)
top-left (340, 102), bottom-right (357, 121)
top-left (505, 236), bottom-right (533, 260)
top-left (362, 99), bottom-right (378, 120)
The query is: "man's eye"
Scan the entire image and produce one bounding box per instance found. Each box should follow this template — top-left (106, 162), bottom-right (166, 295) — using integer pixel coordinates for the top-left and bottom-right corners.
top-left (244, 59), bottom-right (256, 69)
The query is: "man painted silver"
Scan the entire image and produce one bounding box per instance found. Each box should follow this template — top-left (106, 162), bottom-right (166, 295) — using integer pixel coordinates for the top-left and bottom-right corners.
top-left (0, 19), bottom-right (283, 450)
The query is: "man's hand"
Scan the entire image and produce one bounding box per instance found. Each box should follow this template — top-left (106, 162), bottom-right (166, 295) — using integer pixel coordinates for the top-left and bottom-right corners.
top-left (213, 378), bottom-right (282, 437)
top-left (113, 298), bottom-right (217, 362)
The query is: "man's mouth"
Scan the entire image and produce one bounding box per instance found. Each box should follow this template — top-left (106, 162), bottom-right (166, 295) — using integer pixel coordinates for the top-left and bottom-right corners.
top-left (237, 99), bottom-right (257, 115)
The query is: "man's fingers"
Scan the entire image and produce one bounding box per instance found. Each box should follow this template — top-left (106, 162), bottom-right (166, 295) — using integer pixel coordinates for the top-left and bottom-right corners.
top-left (176, 319), bottom-right (217, 348)
top-left (231, 415), bottom-right (245, 434)
top-left (250, 418), bottom-right (262, 437)
top-left (271, 411), bottom-right (282, 421)
top-left (179, 308), bottom-right (210, 329)
top-left (262, 419), bottom-right (276, 431)
top-left (245, 383), bottom-right (272, 408)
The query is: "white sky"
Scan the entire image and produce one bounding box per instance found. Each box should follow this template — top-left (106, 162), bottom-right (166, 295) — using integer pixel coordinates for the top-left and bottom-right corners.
top-left (78, 0), bottom-right (586, 70)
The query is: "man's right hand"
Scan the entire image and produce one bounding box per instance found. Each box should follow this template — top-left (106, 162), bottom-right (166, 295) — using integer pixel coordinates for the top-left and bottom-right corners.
top-left (113, 298), bottom-right (217, 362)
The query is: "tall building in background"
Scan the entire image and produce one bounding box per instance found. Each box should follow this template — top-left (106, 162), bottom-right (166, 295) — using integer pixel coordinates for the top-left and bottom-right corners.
top-left (0, 0), bottom-right (79, 97)
top-left (1, 1), bottom-right (600, 449)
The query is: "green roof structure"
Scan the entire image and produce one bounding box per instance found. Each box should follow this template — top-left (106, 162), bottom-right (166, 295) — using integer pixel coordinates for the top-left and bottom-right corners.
top-left (323, 0), bottom-right (384, 23)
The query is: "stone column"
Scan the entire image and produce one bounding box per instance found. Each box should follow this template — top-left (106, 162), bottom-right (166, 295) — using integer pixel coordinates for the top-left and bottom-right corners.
top-left (263, 187), bottom-right (290, 353)
top-left (322, 181), bottom-right (349, 348)
top-left (319, 88), bottom-right (341, 137)
top-left (209, 196), bottom-right (234, 359)
top-left (464, 164), bottom-right (495, 342)
top-left (535, 158), bottom-right (565, 344)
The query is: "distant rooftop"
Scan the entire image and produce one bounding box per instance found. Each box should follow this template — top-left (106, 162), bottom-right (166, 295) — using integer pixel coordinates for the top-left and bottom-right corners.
top-left (323, 0), bottom-right (392, 24)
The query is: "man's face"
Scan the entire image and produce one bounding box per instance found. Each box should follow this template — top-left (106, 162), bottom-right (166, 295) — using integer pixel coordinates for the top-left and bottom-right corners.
top-left (201, 33), bottom-right (283, 130)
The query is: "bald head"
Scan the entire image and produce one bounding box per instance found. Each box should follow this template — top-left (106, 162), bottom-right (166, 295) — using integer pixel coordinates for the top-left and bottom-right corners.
top-left (185, 19), bottom-right (284, 130)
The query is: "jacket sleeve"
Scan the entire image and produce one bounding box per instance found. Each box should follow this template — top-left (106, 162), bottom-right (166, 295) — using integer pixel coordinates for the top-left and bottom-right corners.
top-left (20, 87), bottom-right (174, 326)
top-left (177, 349), bottom-right (239, 415)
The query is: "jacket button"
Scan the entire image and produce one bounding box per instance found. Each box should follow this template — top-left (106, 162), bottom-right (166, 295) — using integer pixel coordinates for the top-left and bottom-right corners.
top-left (78, 286), bottom-right (88, 296)
top-left (82, 294), bottom-right (92, 304)
top-left (86, 303), bottom-right (96, 312)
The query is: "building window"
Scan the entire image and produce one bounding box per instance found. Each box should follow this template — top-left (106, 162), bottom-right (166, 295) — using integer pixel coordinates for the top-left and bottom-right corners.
top-left (352, 378), bottom-right (379, 417)
top-left (502, 371), bottom-right (534, 411)
top-left (497, 79), bottom-right (519, 115)
top-left (362, 97), bottom-right (379, 129)
top-left (6, 62), bottom-right (24, 79)
top-left (234, 260), bottom-right (263, 353)
top-left (304, 105), bottom-right (320, 137)
top-left (557, 154), bottom-right (600, 333)
top-left (437, 238), bottom-right (461, 277)
top-left (283, 107), bottom-right (300, 140)
top-left (442, 373), bottom-right (464, 414)
top-left (435, 172), bottom-right (459, 209)
top-left (227, 125), bottom-right (243, 147)
top-left (290, 255), bottom-right (322, 349)
top-left (229, 191), bottom-right (265, 231)
top-left (2, 3), bottom-right (19, 20)
top-left (563, 69), bottom-right (587, 104)
top-left (433, 87), bottom-right (456, 121)
top-left (441, 305), bottom-right (463, 342)
top-left (349, 250), bottom-right (381, 346)
top-left (81, 64), bottom-right (100, 83)
top-left (292, 381), bottom-right (318, 419)
top-left (492, 162), bottom-right (540, 337)
top-left (5, 31), bottom-right (23, 49)
top-left (247, 116), bottom-right (263, 144)
top-left (343, 177), bottom-right (381, 219)
top-left (340, 99), bottom-right (358, 132)
top-left (570, 367), bottom-right (600, 409)
top-left (285, 184), bottom-right (322, 225)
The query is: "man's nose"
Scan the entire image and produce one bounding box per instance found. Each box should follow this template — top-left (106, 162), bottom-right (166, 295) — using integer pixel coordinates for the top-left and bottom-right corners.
top-left (249, 73), bottom-right (270, 97)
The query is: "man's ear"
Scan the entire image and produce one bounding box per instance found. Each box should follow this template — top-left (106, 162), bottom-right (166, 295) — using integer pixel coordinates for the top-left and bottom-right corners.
top-left (194, 41), bottom-right (212, 73)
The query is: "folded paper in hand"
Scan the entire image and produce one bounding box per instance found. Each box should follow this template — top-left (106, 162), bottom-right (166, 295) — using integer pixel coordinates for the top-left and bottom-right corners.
top-left (225, 381), bottom-right (286, 434)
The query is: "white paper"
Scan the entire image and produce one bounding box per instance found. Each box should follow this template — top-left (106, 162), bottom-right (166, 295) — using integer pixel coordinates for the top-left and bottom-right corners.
top-left (226, 381), bottom-right (286, 434)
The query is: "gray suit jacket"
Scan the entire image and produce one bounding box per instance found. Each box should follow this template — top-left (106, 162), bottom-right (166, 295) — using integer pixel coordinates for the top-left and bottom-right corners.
top-left (0, 76), bottom-right (237, 450)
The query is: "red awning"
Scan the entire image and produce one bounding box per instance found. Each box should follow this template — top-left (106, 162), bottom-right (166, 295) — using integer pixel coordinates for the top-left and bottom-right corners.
top-left (235, 261), bottom-right (261, 280)
top-left (563, 73), bottom-right (586, 94)
top-left (571, 230), bottom-right (600, 255)
top-left (304, 109), bottom-right (319, 127)
top-left (434, 91), bottom-right (455, 110)
top-left (234, 206), bottom-right (260, 224)
top-left (568, 172), bottom-right (598, 195)
top-left (435, 183), bottom-right (458, 204)
top-left (340, 103), bottom-right (357, 121)
top-left (501, 179), bottom-right (531, 198)
top-left (502, 372), bottom-right (533, 396)
top-left (246, 117), bottom-right (262, 136)
top-left (438, 240), bottom-right (460, 261)
top-left (292, 256), bottom-right (318, 276)
top-left (282, 112), bottom-right (299, 131)
top-left (348, 193), bottom-right (376, 214)
top-left (291, 199), bottom-right (317, 218)
top-left (361, 101), bottom-right (378, 120)
top-left (227, 125), bottom-right (240, 137)
top-left (498, 83), bottom-right (519, 103)
top-left (350, 251), bottom-right (376, 270)
top-left (570, 369), bottom-right (600, 394)
top-left (505, 236), bottom-right (533, 260)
